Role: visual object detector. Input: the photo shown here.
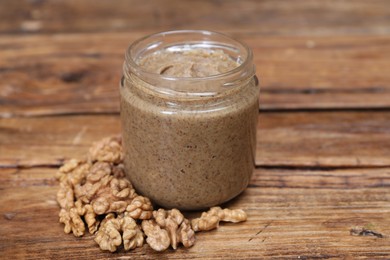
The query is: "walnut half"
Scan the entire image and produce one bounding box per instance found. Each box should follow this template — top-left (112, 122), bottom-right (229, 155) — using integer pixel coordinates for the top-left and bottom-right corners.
top-left (88, 135), bottom-right (123, 164)
top-left (141, 209), bottom-right (195, 251)
top-left (141, 219), bottom-right (170, 252)
top-left (191, 207), bottom-right (247, 232)
top-left (59, 207), bottom-right (85, 237)
top-left (94, 213), bottom-right (144, 252)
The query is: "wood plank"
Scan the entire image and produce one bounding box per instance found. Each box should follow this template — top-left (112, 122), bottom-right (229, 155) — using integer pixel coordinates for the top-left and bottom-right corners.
top-left (0, 33), bottom-right (136, 118)
top-left (1, 111), bottom-right (389, 168)
top-left (244, 35), bottom-right (390, 110)
top-left (1, 167), bottom-right (389, 259)
top-left (0, 115), bottom-right (121, 167)
top-left (257, 111), bottom-right (390, 167)
top-left (1, 34), bottom-right (390, 117)
top-left (0, 0), bottom-right (389, 36)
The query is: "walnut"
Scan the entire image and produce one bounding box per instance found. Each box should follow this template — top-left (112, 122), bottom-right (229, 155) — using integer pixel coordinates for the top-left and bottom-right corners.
top-left (112, 164), bottom-right (126, 179)
top-left (142, 209), bottom-right (195, 251)
top-left (220, 208), bottom-right (247, 223)
top-left (57, 181), bottom-right (89, 237)
top-left (59, 207), bottom-right (85, 237)
top-left (58, 199), bottom-right (100, 237)
top-left (94, 213), bottom-right (144, 252)
top-left (153, 208), bottom-right (183, 250)
top-left (74, 162), bottom-right (136, 215)
top-left (177, 219), bottom-right (195, 248)
top-left (88, 136), bottom-right (123, 164)
top-left (122, 212), bottom-right (144, 250)
top-left (57, 182), bottom-right (75, 209)
top-left (56, 159), bottom-right (90, 187)
top-left (57, 159), bottom-right (138, 237)
top-left (126, 195), bottom-right (153, 220)
top-left (191, 207), bottom-right (247, 232)
top-left (94, 214), bottom-right (122, 252)
top-left (84, 161), bottom-right (112, 184)
top-left (56, 136), bottom-right (250, 254)
top-left (59, 158), bottom-right (81, 173)
top-left (141, 220), bottom-right (170, 252)
top-left (77, 202), bottom-right (100, 234)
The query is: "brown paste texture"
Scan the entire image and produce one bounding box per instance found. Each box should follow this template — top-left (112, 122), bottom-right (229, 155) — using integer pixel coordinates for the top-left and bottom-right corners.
top-left (137, 49), bottom-right (239, 77)
top-left (121, 48), bottom-right (258, 210)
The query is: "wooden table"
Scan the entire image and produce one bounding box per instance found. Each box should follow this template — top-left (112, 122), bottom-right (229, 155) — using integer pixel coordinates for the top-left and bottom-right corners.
top-left (1, 0), bottom-right (389, 258)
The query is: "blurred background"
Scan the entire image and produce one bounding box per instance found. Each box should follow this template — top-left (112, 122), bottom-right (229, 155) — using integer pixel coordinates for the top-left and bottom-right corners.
top-left (1, 0), bottom-right (389, 118)
top-left (1, 0), bottom-right (389, 35)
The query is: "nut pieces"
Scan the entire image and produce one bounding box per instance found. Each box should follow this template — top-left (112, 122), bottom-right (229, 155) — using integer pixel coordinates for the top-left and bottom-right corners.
top-left (56, 136), bottom-right (150, 250)
top-left (151, 208), bottom-right (195, 250)
top-left (74, 162), bottom-right (136, 215)
top-left (95, 213), bottom-right (144, 252)
top-left (126, 195), bottom-right (153, 220)
top-left (191, 206), bottom-right (247, 232)
top-left (56, 136), bottom-right (247, 253)
top-left (88, 135), bottom-right (123, 164)
top-left (142, 219), bottom-right (170, 251)
top-left (59, 207), bottom-right (85, 237)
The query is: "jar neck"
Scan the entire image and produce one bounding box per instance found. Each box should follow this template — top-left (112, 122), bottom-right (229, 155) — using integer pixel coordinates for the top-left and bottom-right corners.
top-left (122, 75), bottom-right (257, 110)
top-left (123, 30), bottom-right (255, 101)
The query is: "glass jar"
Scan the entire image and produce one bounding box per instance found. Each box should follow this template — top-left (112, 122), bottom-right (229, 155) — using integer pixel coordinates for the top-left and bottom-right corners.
top-left (120, 30), bottom-right (259, 210)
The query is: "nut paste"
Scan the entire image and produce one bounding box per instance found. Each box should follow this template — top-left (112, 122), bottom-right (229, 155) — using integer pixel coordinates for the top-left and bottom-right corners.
top-left (137, 49), bottom-right (239, 77)
top-left (120, 30), bottom-right (259, 210)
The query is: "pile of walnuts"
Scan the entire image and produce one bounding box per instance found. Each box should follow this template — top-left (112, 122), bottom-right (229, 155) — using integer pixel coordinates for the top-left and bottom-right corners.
top-left (56, 136), bottom-right (247, 252)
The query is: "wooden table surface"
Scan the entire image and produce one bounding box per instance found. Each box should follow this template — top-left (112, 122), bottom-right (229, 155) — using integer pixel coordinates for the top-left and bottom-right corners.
top-left (1, 1), bottom-right (390, 259)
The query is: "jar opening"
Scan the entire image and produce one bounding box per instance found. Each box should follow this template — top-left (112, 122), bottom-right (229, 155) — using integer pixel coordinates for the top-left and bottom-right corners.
top-left (124, 30), bottom-right (255, 97)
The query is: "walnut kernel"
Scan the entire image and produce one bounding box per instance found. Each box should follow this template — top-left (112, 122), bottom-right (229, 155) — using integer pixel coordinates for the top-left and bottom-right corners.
top-left (141, 219), bottom-right (170, 252)
top-left (88, 136), bottom-right (123, 164)
top-left (94, 214), bottom-right (122, 252)
top-left (94, 213), bottom-right (144, 252)
top-left (59, 207), bottom-right (85, 237)
top-left (126, 195), bottom-right (153, 220)
top-left (191, 207), bottom-right (247, 232)
top-left (142, 209), bottom-right (195, 250)
top-left (74, 162), bottom-right (136, 215)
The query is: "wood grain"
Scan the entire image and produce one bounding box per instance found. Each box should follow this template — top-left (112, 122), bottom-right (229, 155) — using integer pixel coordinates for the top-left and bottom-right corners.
top-left (1, 167), bottom-right (389, 259)
top-left (1, 111), bottom-right (389, 168)
top-left (257, 111), bottom-right (390, 167)
top-left (1, 34), bottom-right (390, 117)
top-left (1, 0), bottom-right (389, 258)
top-left (1, 0), bottom-right (389, 36)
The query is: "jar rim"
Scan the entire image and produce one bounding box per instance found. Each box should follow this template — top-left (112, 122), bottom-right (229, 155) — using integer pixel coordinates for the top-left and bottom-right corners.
top-left (126, 30), bottom-right (253, 81)
top-left (124, 30), bottom-right (255, 97)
